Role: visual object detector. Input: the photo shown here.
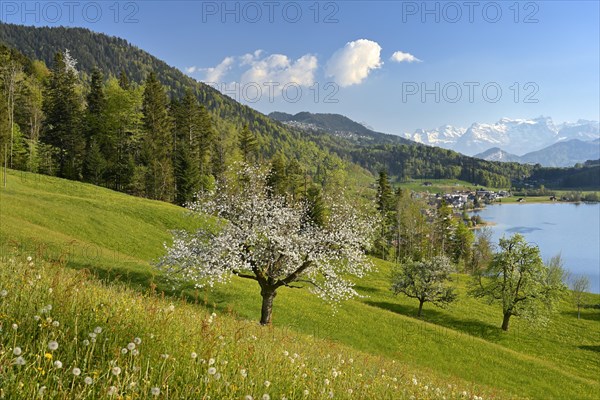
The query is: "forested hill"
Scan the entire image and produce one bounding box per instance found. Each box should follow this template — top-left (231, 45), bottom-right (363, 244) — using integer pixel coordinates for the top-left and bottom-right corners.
top-left (1, 23), bottom-right (598, 190)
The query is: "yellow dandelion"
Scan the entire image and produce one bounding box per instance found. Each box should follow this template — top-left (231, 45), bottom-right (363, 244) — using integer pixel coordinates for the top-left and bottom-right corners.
top-left (44, 353), bottom-right (53, 360)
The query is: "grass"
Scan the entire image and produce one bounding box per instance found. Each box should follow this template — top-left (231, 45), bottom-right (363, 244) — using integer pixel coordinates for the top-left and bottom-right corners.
top-left (396, 179), bottom-right (480, 194)
top-left (1, 169), bottom-right (599, 399)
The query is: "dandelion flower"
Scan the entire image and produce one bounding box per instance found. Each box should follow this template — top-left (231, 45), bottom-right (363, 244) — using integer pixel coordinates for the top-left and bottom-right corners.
top-left (208, 358), bottom-right (215, 365)
top-left (27, 256), bottom-right (32, 262)
top-left (54, 360), bottom-right (63, 369)
top-left (262, 395), bottom-right (270, 400)
top-left (48, 341), bottom-right (59, 351)
top-left (52, 320), bottom-right (59, 327)
top-left (244, 396), bottom-right (253, 400)
top-left (12, 323), bottom-right (18, 330)
top-left (240, 369), bottom-right (247, 377)
top-left (191, 352), bottom-right (198, 359)
top-left (127, 343), bottom-right (136, 351)
top-left (132, 349), bottom-right (139, 356)
top-left (134, 337), bottom-right (142, 345)
top-left (72, 367), bottom-right (81, 376)
top-left (44, 353), bottom-right (53, 360)
top-left (303, 390), bottom-right (309, 396)
top-left (348, 389), bottom-right (353, 394)
top-left (151, 387), bottom-right (160, 396)
top-left (13, 347), bottom-right (22, 356)
top-left (160, 353), bottom-right (169, 359)
top-left (207, 367), bottom-right (217, 375)
top-left (0, 289), bottom-right (7, 297)
top-left (38, 386), bottom-right (46, 396)
top-left (264, 380), bottom-right (271, 387)
top-left (324, 379), bottom-right (330, 385)
top-left (82, 339), bottom-right (90, 346)
top-left (84, 377), bottom-right (93, 385)
top-left (94, 326), bottom-right (102, 334)
top-left (121, 348), bottom-right (128, 355)
top-left (112, 366), bottom-right (121, 376)
top-left (14, 356), bottom-right (25, 366)
top-left (89, 332), bottom-right (97, 339)
top-left (107, 386), bottom-right (118, 396)
top-left (34, 315), bottom-right (41, 321)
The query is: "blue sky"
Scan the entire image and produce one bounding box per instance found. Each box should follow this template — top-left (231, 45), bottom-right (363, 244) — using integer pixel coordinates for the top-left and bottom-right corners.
top-left (2, 1), bottom-right (599, 134)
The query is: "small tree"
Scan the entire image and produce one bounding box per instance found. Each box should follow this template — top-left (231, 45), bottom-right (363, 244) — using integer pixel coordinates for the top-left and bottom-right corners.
top-left (471, 234), bottom-right (566, 331)
top-left (158, 164), bottom-right (376, 325)
top-left (391, 255), bottom-right (457, 317)
top-left (571, 276), bottom-right (590, 319)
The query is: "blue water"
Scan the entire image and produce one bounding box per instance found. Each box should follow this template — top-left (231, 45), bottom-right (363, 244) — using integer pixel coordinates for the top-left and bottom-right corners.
top-left (472, 203), bottom-right (600, 293)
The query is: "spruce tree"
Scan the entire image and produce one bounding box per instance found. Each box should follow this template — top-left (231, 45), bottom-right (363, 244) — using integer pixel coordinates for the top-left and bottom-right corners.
top-left (238, 124), bottom-right (258, 163)
top-left (42, 51), bottom-right (84, 180)
top-left (141, 72), bottom-right (174, 201)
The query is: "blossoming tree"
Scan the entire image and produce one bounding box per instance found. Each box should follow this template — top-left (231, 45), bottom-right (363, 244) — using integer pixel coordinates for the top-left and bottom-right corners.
top-left (158, 165), bottom-right (376, 325)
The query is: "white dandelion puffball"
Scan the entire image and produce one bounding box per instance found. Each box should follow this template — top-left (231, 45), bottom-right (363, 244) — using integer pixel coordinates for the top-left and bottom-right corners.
top-left (84, 377), bottom-right (93, 385)
top-left (72, 367), bottom-right (81, 376)
top-left (112, 366), bottom-right (121, 376)
top-left (48, 341), bottom-right (59, 351)
top-left (54, 360), bottom-right (63, 368)
top-left (13, 347), bottom-right (22, 356)
top-left (151, 387), bottom-right (160, 396)
top-left (207, 367), bottom-right (217, 375)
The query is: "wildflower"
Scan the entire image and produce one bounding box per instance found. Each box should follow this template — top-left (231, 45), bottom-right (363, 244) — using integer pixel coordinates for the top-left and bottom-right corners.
top-left (12, 323), bottom-right (18, 330)
top-left (38, 386), bottom-right (46, 396)
top-left (283, 351), bottom-right (289, 357)
top-left (0, 289), bottom-right (7, 297)
top-left (54, 360), bottom-right (63, 369)
top-left (328, 392), bottom-right (334, 398)
top-left (27, 256), bottom-right (32, 262)
top-left (94, 326), bottom-right (102, 334)
top-left (127, 343), bottom-right (136, 351)
top-left (134, 337), bottom-right (142, 345)
top-left (348, 358), bottom-right (354, 364)
top-left (121, 348), bottom-right (128, 355)
top-left (303, 390), bottom-right (309, 396)
top-left (13, 347), bottom-right (22, 356)
top-left (72, 367), bottom-right (81, 376)
top-left (44, 353), bottom-right (52, 360)
top-left (84, 377), bottom-right (93, 385)
top-left (107, 386), bottom-right (118, 396)
top-left (412, 377), bottom-right (418, 385)
top-left (348, 389), bottom-right (353, 394)
top-left (52, 321), bottom-right (59, 327)
top-left (48, 288), bottom-right (53, 294)
top-left (207, 367), bottom-right (217, 375)
top-left (168, 304), bottom-right (175, 312)
top-left (264, 380), bottom-right (271, 388)
top-left (208, 358), bottom-right (215, 365)
top-left (244, 396), bottom-right (254, 400)
top-left (14, 356), bottom-right (26, 366)
top-left (160, 354), bottom-right (169, 359)
top-left (240, 369), bottom-right (247, 378)
top-left (191, 352), bottom-right (198, 359)
top-left (112, 367), bottom-right (121, 376)
top-left (151, 387), bottom-right (160, 396)
top-left (131, 349), bottom-right (139, 356)
top-left (89, 332), bottom-right (97, 339)
top-left (34, 315), bottom-right (41, 321)
top-left (324, 379), bottom-right (330, 385)
top-left (82, 339), bottom-right (90, 346)
top-left (262, 395), bottom-right (270, 400)
top-left (48, 341), bottom-right (59, 351)
top-left (215, 373), bottom-right (221, 380)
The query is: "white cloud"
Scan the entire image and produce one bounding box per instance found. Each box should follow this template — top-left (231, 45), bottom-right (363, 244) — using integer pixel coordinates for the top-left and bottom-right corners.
top-left (185, 66), bottom-right (198, 74)
top-left (325, 39), bottom-right (383, 87)
top-left (241, 53), bottom-right (318, 88)
top-left (240, 49), bottom-right (264, 66)
top-left (390, 51), bottom-right (421, 63)
top-left (203, 56), bottom-right (235, 83)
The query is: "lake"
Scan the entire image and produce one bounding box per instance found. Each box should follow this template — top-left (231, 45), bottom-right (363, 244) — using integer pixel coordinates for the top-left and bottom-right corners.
top-left (472, 203), bottom-right (600, 293)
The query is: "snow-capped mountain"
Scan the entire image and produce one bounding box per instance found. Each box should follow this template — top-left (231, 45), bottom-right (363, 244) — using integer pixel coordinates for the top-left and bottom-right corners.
top-left (404, 117), bottom-right (599, 157)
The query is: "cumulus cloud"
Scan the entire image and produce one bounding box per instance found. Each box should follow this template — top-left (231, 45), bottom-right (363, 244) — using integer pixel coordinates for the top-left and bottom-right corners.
top-left (185, 66), bottom-right (198, 74)
top-left (325, 39), bottom-right (383, 87)
top-left (390, 51), bottom-right (421, 63)
top-left (241, 53), bottom-right (318, 87)
top-left (203, 56), bottom-right (235, 82)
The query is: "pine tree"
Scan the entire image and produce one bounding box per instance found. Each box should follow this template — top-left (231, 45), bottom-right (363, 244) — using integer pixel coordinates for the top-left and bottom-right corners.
top-left (305, 186), bottom-right (327, 227)
top-left (267, 153), bottom-right (287, 197)
top-left (118, 68), bottom-right (130, 90)
top-left (376, 170), bottom-right (394, 213)
top-left (174, 145), bottom-right (201, 206)
top-left (141, 72), bottom-right (174, 201)
top-left (84, 68), bottom-right (108, 183)
top-left (42, 51), bottom-right (84, 180)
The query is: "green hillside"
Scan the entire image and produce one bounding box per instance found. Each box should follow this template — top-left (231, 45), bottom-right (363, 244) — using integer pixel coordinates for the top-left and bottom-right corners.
top-left (1, 169), bottom-right (598, 399)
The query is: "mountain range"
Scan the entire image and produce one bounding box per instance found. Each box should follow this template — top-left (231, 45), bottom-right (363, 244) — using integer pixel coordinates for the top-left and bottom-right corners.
top-left (403, 117), bottom-right (599, 164)
top-left (272, 112), bottom-right (600, 168)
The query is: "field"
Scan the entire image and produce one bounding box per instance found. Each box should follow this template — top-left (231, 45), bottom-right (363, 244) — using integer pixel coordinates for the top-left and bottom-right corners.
top-left (1, 169), bottom-right (599, 399)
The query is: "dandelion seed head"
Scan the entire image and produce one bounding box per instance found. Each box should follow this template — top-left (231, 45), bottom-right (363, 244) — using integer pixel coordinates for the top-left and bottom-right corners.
top-left (94, 326), bottom-right (102, 334)
top-left (48, 341), bottom-right (58, 351)
top-left (84, 376), bottom-right (93, 385)
top-left (208, 358), bottom-right (215, 365)
top-left (111, 366), bottom-right (121, 376)
top-left (151, 387), bottom-right (160, 396)
top-left (82, 339), bottom-right (90, 346)
top-left (132, 349), bottom-right (139, 356)
top-left (264, 380), bottom-right (271, 387)
top-left (14, 356), bottom-right (25, 366)
top-left (121, 348), bottom-right (128, 355)
top-left (72, 367), bottom-right (81, 376)
top-left (207, 367), bottom-right (217, 375)
top-left (107, 386), bottom-right (117, 396)
top-left (52, 320), bottom-right (59, 327)
top-left (13, 347), bottom-right (22, 356)
top-left (0, 289), bottom-right (7, 297)
top-left (54, 360), bottom-right (63, 369)
top-left (127, 343), bottom-right (136, 350)
top-left (191, 352), bottom-right (198, 359)
top-left (12, 323), bottom-right (18, 330)
top-left (134, 337), bottom-right (142, 345)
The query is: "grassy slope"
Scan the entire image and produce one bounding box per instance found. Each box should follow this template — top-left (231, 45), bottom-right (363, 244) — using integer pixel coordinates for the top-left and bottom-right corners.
top-left (1, 169), bottom-right (599, 399)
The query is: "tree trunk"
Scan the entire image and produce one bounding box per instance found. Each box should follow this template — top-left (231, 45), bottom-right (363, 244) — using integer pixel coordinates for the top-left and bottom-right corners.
top-left (501, 312), bottom-right (511, 331)
top-left (417, 299), bottom-right (424, 317)
top-left (260, 287), bottom-right (277, 325)
top-left (577, 305), bottom-right (581, 320)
